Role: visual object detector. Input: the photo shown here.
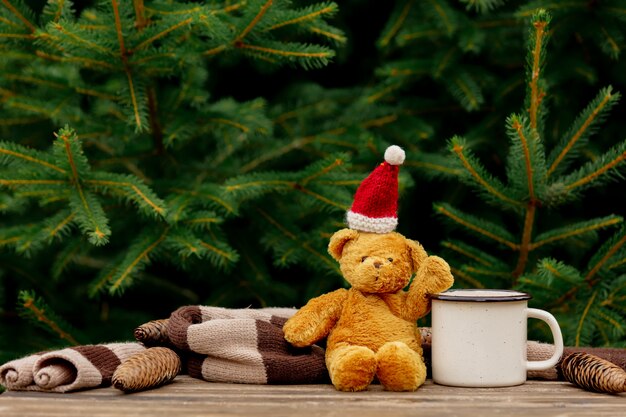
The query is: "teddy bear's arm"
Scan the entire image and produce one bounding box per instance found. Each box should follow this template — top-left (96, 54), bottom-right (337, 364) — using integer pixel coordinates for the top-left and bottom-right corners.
top-left (404, 256), bottom-right (454, 321)
top-left (283, 288), bottom-right (348, 347)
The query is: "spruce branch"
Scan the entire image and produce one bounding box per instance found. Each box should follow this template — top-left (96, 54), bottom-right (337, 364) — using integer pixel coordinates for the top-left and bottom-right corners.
top-left (107, 227), bottom-right (169, 295)
top-left (547, 87), bottom-right (620, 178)
top-left (378, 0), bottom-right (414, 48)
top-left (1, 0), bottom-right (35, 32)
top-left (54, 127), bottom-right (111, 245)
top-left (265, 2), bottom-right (338, 32)
top-left (235, 0), bottom-right (273, 45)
top-left (450, 136), bottom-right (522, 209)
top-left (575, 290), bottom-right (598, 347)
top-left (434, 203), bottom-right (518, 249)
top-left (586, 227), bottom-right (626, 283)
top-left (85, 172), bottom-right (166, 218)
top-left (532, 215), bottom-right (623, 250)
top-left (526, 10), bottom-right (551, 131)
top-left (563, 141), bottom-right (626, 192)
top-left (257, 208), bottom-right (339, 274)
top-left (0, 141), bottom-right (66, 173)
top-left (18, 290), bottom-right (80, 345)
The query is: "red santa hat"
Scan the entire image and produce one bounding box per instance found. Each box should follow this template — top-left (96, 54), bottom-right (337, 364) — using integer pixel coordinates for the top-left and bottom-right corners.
top-left (346, 145), bottom-right (405, 233)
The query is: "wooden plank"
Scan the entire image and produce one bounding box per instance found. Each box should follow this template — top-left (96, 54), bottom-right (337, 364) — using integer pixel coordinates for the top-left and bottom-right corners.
top-left (0, 377), bottom-right (624, 417)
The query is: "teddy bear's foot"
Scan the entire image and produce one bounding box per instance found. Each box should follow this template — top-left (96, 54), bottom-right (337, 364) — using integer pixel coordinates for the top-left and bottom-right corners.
top-left (326, 343), bottom-right (377, 392)
top-left (375, 341), bottom-right (426, 391)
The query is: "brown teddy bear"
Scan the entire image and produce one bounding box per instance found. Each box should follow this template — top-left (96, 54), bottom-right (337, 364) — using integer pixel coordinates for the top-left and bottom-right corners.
top-left (283, 146), bottom-right (454, 392)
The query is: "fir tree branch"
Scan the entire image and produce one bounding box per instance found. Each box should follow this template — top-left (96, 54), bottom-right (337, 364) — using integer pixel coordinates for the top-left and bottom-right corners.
top-left (51, 23), bottom-right (113, 55)
top-left (45, 212), bottom-right (75, 240)
top-left (309, 26), bottom-right (346, 43)
top-left (296, 186), bottom-right (349, 210)
top-left (426, 0), bottom-right (455, 36)
top-left (367, 81), bottom-right (403, 104)
top-left (528, 16), bottom-right (548, 130)
top-left (379, 0), bottom-right (413, 48)
top-left (258, 208), bottom-right (339, 274)
top-left (133, 0), bottom-right (148, 30)
top-left (131, 17), bottom-right (193, 52)
top-left (56, 130), bottom-right (110, 243)
top-left (111, 0), bottom-right (127, 55)
top-left (450, 266), bottom-right (485, 288)
top-left (236, 42), bottom-right (333, 59)
top-left (207, 118), bottom-right (250, 132)
top-left (147, 87), bottom-right (164, 154)
top-left (1, 0), bottom-right (36, 32)
top-left (266, 3), bottom-right (337, 31)
top-left (511, 117), bottom-right (536, 201)
top-left (0, 179), bottom-right (67, 186)
top-left (0, 143), bottom-right (66, 174)
top-left (404, 160), bottom-right (462, 177)
top-left (0, 14), bottom-right (20, 27)
top-left (435, 204), bottom-right (518, 249)
top-left (235, 0), bottom-right (273, 44)
top-left (300, 158), bottom-right (343, 185)
top-left (451, 140), bottom-right (522, 207)
top-left (565, 149), bottom-right (626, 191)
top-left (170, 187), bottom-right (237, 215)
top-left (35, 50), bottom-right (118, 71)
top-left (198, 240), bottom-right (238, 262)
top-left (586, 233), bottom-right (626, 283)
top-left (109, 227), bottom-right (169, 293)
top-left (21, 294), bottom-right (79, 345)
top-left (547, 88), bottom-right (618, 178)
top-left (575, 290), bottom-right (597, 347)
top-left (111, 0), bottom-right (143, 130)
top-left (531, 216), bottom-right (623, 250)
top-left (84, 178), bottom-right (166, 217)
top-left (441, 241), bottom-right (493, 267)
top-left (50, 0), bottom-right (67, 23)
top-left (0, 33), bottom-right (34, 39)
top-left (512, 204), bottom-right (536, 279)
top-left (608, 257), bottom-right (626, 271)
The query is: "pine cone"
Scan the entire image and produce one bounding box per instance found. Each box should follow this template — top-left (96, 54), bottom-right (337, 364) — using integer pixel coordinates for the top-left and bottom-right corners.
top-left (560, 352), bottom-right (626, 394)
top-left (112, 347), bottom-right (181, 393)
top-left (134, 319), bottom-right (170, 346)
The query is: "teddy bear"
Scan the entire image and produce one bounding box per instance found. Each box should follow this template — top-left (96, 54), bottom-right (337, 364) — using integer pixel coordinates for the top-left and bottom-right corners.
top-left (283, 145), bottom-right (454, 392)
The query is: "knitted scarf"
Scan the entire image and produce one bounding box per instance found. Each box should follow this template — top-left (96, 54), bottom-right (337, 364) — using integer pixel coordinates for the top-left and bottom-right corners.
top-left (0, 343), bottom-right (144, 392)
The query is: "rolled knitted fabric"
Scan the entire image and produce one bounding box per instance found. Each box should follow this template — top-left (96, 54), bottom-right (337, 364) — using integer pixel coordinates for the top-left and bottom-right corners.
top-left (1, 343), bottom-right (145, 392)
top-left (168, 306), bottom-right (328, 384)
top-left (0, 353), bottom-right (44, 391)
top-left (32, 343), bottom-right (146, 392)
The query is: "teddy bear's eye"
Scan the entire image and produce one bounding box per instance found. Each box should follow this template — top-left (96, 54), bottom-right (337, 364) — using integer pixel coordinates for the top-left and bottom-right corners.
top-left (361, 256), bottom-right (368, 262)
top-left (388, 258), bottom-right (393, 262)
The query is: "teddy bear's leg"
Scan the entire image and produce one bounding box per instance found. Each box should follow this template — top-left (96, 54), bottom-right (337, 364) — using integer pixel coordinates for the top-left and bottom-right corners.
top-left (325, 342), bottom-right (377, 392)
top-left (375, 341), bottom-right (426, 391)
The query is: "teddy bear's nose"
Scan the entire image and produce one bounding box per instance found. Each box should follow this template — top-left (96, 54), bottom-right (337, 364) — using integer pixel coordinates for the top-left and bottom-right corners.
top-left (373, 261), bottom-right (382, 269)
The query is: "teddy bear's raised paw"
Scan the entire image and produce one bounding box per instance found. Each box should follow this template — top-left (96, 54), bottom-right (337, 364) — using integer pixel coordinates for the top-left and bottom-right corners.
top-left (421, 256), bottom-right (454, 295)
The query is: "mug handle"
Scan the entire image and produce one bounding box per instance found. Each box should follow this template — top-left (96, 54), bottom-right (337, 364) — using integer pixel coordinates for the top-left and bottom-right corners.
top-left (526, 308), bottom-right (564, 371)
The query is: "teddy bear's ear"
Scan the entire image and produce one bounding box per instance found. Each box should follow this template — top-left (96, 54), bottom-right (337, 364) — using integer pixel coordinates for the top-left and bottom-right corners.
top-left (328, 229), bottom-right (359, 261)
top-left (406, 239), bottom-right (428, 273)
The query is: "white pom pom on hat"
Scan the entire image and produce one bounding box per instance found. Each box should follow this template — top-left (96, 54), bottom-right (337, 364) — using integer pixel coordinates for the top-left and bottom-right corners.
top-left (346, 145), bottom-right (405, 233)
top-left (384, 145), bottom-right (405, 166)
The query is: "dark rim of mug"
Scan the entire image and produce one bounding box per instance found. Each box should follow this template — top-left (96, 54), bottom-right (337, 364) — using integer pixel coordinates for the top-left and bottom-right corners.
top-left (431, 289), bottom-right (532, 302)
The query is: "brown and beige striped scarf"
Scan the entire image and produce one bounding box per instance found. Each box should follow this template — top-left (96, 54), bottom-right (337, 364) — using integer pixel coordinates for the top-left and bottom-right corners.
top-left (164, 306), bottom-right (328, 384)
top-left (0, 343), bottom-right (144, 392)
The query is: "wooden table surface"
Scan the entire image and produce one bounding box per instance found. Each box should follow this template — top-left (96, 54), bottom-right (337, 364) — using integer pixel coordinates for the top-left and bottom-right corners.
top-left (1, 376), bottom-right (624, 417)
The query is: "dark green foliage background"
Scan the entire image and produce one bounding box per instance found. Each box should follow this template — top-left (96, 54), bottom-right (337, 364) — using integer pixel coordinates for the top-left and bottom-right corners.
top-left (1, 0), bottom-right (626, 361)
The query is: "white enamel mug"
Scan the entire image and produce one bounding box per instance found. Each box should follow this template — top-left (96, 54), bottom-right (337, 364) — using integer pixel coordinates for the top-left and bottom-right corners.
top-left (431, 289), bottom-right (563, 387)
